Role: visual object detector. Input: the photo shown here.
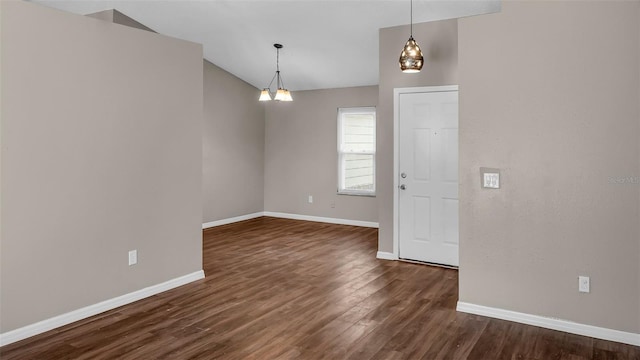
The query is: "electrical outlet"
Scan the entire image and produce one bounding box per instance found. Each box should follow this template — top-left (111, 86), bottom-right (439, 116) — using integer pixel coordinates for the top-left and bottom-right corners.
top-left (330, 202), bottom-right (335, 208)
top-left (308, 195), bottom-right (313, 203)
top-left (578, 276), bottom-right (590, 293)
top-left (128, 250), bottom-right (138, 266)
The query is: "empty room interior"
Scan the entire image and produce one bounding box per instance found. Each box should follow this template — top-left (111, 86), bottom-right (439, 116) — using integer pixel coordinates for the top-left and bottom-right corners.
top-left (1, 0), bottom-right (639, 358)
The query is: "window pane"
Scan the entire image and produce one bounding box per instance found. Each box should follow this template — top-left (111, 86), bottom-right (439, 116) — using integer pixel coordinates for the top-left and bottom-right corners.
top-left (338, 107), bottom-right (375, 195)
top-left (343, 154), bottom-right (374, 192)
top-left (341, 113), bottom-right (375, 152)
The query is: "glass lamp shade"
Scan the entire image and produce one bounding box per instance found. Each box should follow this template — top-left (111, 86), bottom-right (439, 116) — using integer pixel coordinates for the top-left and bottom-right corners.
top-left (274, 89), bottom-right (286, 101)
top-left (281, 89), bottom-right (293, 102)
top-left (259, 89), bottom-right (272, 101)
top-left (399, 36), bottom-right (424, 73)
top-left (274, 88), bottom-right (293, 102)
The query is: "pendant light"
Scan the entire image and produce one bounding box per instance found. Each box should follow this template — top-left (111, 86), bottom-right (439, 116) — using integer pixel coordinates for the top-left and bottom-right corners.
top-left (259, 43), bottom-right (293, 102)
top-left (399, 0), bottom-right (423, 73)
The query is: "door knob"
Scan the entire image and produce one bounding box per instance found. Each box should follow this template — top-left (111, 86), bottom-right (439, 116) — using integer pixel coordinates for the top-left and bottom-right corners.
top-left (400, 184), bottom-right (406, 190)
top-left (401, 172), bottom-right (407, 178)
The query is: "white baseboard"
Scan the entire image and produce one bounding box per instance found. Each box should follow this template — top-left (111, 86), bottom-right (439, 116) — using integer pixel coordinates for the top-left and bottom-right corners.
top-left (202, 211), bottom-right (379, 229)
top-left (456, 301), bottom-right (640, 347)
top-left (263, 211), bottom-right (379, 228)
top-left (376, 251), bottom-right (397, 260)
top-left (202, 212), bottom-right (264, 229)
top-left (0, 270), bottom-right (205, 347)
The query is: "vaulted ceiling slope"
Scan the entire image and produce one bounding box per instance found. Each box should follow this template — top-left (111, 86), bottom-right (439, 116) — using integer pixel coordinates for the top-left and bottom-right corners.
top-left (29, 0), bottom-right (500, 91)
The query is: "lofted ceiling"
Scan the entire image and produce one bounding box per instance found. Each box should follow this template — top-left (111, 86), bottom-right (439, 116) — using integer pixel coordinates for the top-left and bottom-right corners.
top-left (29, 0), bottom-right (500, 91)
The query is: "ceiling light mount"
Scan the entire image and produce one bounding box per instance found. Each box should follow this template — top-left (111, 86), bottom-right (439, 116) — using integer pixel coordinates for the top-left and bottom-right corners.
top-left (259, 43), bottom-right (293, 102)
top-left (399, 0), bottom-right (424, 73)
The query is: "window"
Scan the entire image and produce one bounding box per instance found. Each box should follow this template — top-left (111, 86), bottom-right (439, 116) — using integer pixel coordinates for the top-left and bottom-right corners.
top-left (338, 107), bottom-right (376, 195)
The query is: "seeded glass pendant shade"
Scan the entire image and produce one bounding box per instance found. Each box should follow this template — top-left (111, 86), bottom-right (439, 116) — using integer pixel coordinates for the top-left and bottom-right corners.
top-left (399, 0), bottom-right (424, 73)
top-left (259, 43), bottom-right (293, 102)
top-left (399, 36), bottom-right (423, 73)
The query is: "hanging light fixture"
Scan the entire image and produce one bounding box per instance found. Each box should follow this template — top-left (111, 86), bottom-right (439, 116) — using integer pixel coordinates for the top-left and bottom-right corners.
top-left (259, 43), bottom-right (293, 102)
top-left (399, 0), bottom-right (424, 73)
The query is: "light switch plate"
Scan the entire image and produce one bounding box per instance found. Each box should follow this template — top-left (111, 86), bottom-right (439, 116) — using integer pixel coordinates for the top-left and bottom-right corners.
top-left (480, 168), bottom-right (500, 189)
top-left (483, 173), bottom-right (500, 188)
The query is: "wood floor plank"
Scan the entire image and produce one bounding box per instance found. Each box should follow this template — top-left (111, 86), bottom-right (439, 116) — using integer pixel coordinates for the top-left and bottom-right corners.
top-left (1, 217), bottom-right (639, 359)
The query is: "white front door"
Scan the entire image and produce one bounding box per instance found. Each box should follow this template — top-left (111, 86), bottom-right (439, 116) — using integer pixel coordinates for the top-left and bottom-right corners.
top-left (397, 88), bottom-right (459, 266)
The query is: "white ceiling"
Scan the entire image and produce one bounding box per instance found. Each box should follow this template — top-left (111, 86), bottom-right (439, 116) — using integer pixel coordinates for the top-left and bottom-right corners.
top-left (30, 0), bottom-right (500, 91)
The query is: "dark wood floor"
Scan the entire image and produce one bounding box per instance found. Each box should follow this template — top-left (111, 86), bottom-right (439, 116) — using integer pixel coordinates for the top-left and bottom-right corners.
top-left (2, 217), bottom-right (639, 359)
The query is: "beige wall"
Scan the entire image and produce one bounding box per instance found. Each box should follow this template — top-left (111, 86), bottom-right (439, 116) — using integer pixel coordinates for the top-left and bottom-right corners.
top-left (87, 9), bottom-right (156, 33)
top-left (458, 1), bottom-right (640, 333)
top-left (85, 8), bottom-right (114, 23)
top-left (112, 9), bottom-right (155, 32)
top-left (264, 86), bottom-right (378, 222)
top-left (0, 1), bottom-right (203, 333)
top-left (377, 20), bottom-right (459, 252)
top-left (203, 60), bottom-right (265, 223)
top-left (91, 9), bottom-right (266, 224)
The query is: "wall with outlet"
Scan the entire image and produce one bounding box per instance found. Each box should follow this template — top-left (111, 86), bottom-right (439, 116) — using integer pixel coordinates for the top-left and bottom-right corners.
top-left (264, 86), bottom-right (378, 223)
top-left (458, 1), bottom-right (640, 334)
top-left (0, 1), bottom-right (203, 333)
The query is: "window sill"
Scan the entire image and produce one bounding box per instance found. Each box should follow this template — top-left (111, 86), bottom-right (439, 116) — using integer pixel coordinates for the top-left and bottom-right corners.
top-left (337, 191), bottom-right (376, 197)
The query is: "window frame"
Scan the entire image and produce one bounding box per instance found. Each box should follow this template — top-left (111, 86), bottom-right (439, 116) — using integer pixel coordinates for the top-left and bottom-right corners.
top-left (337, 106), bottom-right (377, 196)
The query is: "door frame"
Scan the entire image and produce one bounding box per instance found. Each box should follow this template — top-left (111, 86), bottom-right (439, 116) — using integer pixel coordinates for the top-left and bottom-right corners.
top-left (392, 85), bottom-right (459, 259)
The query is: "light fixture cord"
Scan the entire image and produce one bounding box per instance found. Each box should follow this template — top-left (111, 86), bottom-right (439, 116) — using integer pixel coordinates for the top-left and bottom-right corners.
top-left (266, 71), bottom-right (277, 91)
top-left (276, 47), bottom-right (282, 89)
top-left (410, 0), bottom-right (413, 37)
